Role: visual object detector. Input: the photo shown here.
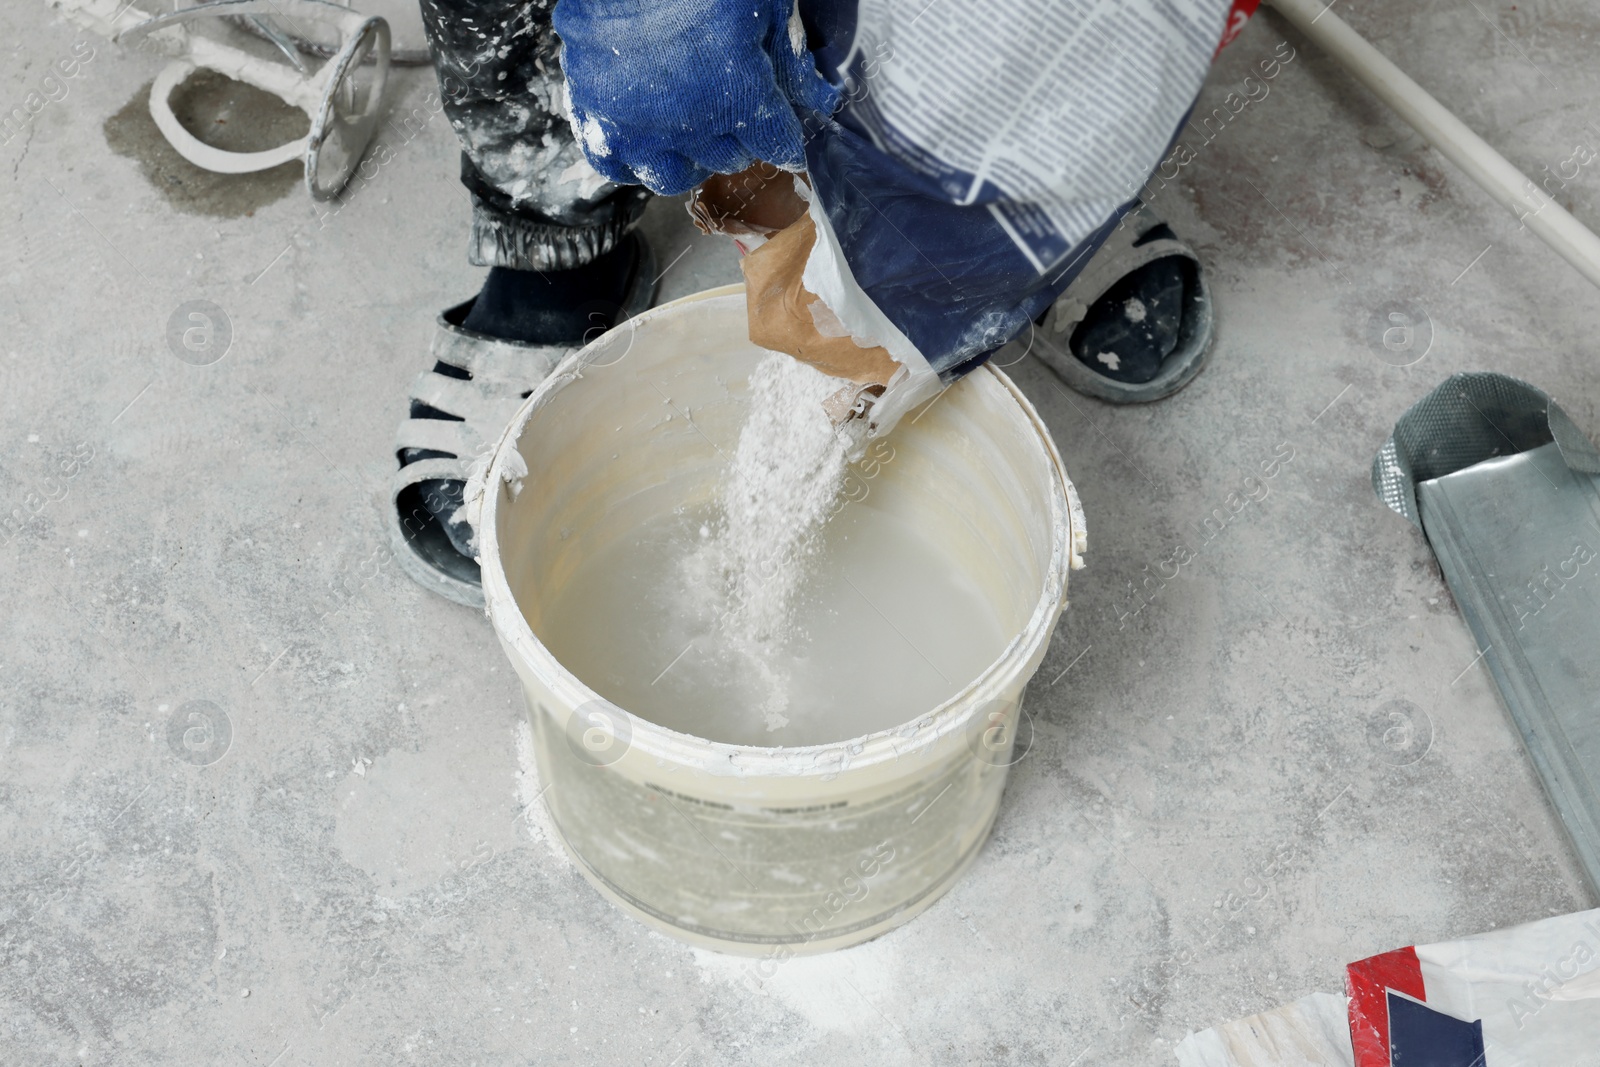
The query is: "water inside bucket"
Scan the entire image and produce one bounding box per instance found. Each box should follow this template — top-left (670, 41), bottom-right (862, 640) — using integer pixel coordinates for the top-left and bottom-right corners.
top-left (538, 492), bottom-right (1009, 747)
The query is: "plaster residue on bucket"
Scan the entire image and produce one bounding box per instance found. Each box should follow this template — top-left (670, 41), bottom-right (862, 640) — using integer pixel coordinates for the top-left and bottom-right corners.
top-left (513, 720), bottom-right (569, 868)
top-left (538, 355), bottom-right (1010, 749)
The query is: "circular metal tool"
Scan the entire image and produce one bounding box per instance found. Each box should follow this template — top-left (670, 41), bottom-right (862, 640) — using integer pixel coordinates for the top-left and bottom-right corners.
top-left (113, 0), bottom-right (391, 200)
top-left (229, 0), bottom-right (432, 66)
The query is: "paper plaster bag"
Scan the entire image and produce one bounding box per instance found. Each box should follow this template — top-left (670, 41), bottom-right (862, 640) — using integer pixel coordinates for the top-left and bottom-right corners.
top-left (690, 165), bottom-right (940, 434)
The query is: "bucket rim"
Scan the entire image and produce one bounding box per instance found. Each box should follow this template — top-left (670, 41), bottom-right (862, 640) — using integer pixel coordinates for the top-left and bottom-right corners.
top-left (478, 285), bottom-right (1080, 776)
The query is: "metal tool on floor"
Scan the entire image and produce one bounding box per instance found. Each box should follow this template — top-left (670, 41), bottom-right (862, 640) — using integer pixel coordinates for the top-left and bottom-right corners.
top-left (227, 0), bottom-right (431, 66)
top-left (1268, 0), bottom-right (1600, 290)
top-left (1374, 373), bottom-right (1600, 894)
top-left (53, 0), bottom-right (390, 199)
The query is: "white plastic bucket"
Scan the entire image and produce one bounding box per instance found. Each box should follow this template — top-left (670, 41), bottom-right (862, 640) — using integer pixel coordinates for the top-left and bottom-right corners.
top-left (479, 285), bottom-right (1084, 955)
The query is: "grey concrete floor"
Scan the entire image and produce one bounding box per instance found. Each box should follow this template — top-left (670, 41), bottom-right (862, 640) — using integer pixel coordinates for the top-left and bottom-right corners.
top-left (4, 3), bottom-right (1599, 1065)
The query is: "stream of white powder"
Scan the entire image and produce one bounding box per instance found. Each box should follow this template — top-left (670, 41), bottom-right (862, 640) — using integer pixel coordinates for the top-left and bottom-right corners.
top-left (682, 353), bottom-right (855, 729)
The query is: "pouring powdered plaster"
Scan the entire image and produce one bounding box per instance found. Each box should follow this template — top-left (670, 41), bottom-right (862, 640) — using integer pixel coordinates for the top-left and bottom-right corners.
top-left (678, 354), bottom-right (853, 731)
top-left (540, 354), bottom-right (1008, 748)
top-left (697, 353), bottom-right (852, 644)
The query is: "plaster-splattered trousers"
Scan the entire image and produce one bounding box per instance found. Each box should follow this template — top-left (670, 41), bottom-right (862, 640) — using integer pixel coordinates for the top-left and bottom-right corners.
top-left (418, 0), bottom-right (649, 271)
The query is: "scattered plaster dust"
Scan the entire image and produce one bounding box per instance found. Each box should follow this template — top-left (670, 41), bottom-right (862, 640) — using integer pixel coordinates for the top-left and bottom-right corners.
top-left (577, 113), bottom-right (609, 159)
top-left (690, 945), bottom-right (900, 1032)
top-left (787, 0), bottom-right (807, 54)
top-left (632, 163), bottom-right (663, 191)
top-left (556, 158), bottom-right (610, 198)
top-left (1123, 297), bottom-right (1148, 323)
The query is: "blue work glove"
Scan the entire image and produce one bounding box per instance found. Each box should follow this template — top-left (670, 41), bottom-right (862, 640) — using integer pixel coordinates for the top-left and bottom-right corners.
top-left (552, 0), bottom-right (840, 195)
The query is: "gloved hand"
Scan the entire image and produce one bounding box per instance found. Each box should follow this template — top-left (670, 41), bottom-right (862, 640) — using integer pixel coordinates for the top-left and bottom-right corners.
top-left (552, 0), bottom-right (840, 195)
